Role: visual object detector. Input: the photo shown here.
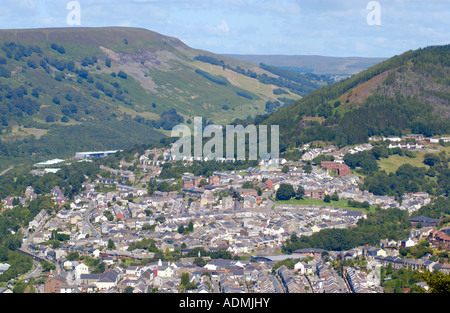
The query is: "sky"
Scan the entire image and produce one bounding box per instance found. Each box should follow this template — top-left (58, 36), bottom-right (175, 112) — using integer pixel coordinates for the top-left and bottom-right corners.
top-left (0, 0), bottom-right (448, 58)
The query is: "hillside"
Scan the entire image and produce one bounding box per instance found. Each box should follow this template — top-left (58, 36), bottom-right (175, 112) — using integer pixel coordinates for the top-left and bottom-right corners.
top-left (0, 27), bottom-right (333, 168)
top-left (223, 54), bottom-right (387, 76)
top-left (258, 44), bottom-right (450, 151)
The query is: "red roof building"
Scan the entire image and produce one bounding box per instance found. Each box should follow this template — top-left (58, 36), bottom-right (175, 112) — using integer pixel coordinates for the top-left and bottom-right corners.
top-left (321, 161), bottom-right (351, 177)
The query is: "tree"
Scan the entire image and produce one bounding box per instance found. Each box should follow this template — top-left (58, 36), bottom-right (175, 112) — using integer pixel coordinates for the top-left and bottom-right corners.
top-left (276, 184), bottom-right (295, 201)
top-left (324, 195), bottom-right (331, 203)
top-left (155, 216), bottom-right (166, 224)
top-left (181, 272), bottom-right (190, 286)
top-left (193, 257), bottom-right (206, 267)
top-left (41, 261), bottom-right (56, 272)
top-left (242, 181), bottom-right (254, 189)
top-left (45, 115), bottom-right (55, 123)
top-left (157, 181), bottom-right (171, 192)
top-left (118, 70), bottom-right (128, 79)
top-left (331, 192), bottom-right (339, 201)
top-left (423, 153), bottom-right (441, 167)
top-left (187, 221), bottom-right (194, 232)
top-left (295, 186), bottom-right (305, 200)
top-left (417, 271), bottom-right (450, 293)
top-left (107, 239), bottom-right (116, 250)
top-left (0, 246), bottom-right (8, 262)
top-left (66, 252), bottom-right (79, 261)
top-left (281, 165), bottom-right (290, 173)
top-left (303, 163), bottom-right (313, 174)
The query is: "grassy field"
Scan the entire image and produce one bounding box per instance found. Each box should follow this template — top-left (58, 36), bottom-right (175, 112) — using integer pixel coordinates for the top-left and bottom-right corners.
top-left (378, 153), bottom-right (429, 173)
top-left (0, 125), bottom-right (49, 142)
top-left (376, 146), bottom-right (450, 174)
top-left (275, 198), bottom-right (376, 213)
top-left (192, 61), bottom-right (301, 124)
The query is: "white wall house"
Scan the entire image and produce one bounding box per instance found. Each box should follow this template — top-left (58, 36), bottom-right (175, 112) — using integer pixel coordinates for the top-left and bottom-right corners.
top-left (74, 262), bottom-right (90, 280)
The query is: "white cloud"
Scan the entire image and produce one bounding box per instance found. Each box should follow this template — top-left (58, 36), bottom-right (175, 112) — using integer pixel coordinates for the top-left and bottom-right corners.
top-left (216, 20), bottom-right (230, 33)
top-left (206, 20), bottom-right (231, 36)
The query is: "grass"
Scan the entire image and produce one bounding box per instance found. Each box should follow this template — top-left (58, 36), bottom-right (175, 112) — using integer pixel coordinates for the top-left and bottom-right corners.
top-left (192, 61), bottom-right (301, 124)
top-left (194, 61), bottom-right (289, 101)
top-left (0, 27), bottom-right (290, 128)
top-left (149, 66), bottom-right (266, 124)
top-left (276, 198), bottom-right (376, 213)
top-left (0, 125), bottom-right (48, 142)
top-left (376, 146), bottom-right (450, 174)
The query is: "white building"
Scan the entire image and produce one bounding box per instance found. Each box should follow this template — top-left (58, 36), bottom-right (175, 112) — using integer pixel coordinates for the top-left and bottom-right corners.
top-left (74, 262), bottom-right (90, 279)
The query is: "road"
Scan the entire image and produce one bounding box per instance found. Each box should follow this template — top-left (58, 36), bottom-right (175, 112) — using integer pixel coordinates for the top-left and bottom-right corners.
top-left (334, 271), bottom-right (350, 293)
top-left (83, 200), bottom-right (100, 237)
top-left (19, 214), bottom-right (62, 277)
top-left (22, 260), bottom-right (43, 280)
top-left (269, 274), bottom-right (286, 293)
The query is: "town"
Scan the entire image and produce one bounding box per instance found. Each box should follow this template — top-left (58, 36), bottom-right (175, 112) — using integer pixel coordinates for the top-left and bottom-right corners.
top-left (0, 134), bottom-right (449, 294)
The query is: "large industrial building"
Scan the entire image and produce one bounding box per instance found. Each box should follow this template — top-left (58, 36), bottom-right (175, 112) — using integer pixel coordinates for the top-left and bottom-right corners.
top-left (74, 151), bottom-right (119, 159)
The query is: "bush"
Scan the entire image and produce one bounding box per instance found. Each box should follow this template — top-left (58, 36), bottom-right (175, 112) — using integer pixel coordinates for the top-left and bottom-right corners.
top-left (273, 88), bottom-right (289, 95)
top-left (50, 43), bottom-right (65, 54)
top-left (117, 71), bottom-right (127, 79)
top-left (78, 69), bottom-right (89, 79)
top-left (195, 69), bottom-right (227, 86)
top-left (236, 90), bottom-right (254, 100)
top-left (276, 183), bottom-right (295, 201)
top-left (45, 115), bottom-right (55, 123)
top-left (26, 59), bottom-right (38, 69)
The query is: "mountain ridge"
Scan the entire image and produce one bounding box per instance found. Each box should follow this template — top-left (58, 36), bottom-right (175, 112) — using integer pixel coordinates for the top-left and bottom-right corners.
top-left (222, 54), bottom-right (387, 76)
top-left (0, 26), bottom-right (332, 168)
top-left (257, 44), bottom-right (450, 151)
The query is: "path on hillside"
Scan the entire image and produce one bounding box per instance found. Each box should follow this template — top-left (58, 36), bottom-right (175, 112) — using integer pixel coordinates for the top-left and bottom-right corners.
top-left (0, 166), bottom-right (13, 177)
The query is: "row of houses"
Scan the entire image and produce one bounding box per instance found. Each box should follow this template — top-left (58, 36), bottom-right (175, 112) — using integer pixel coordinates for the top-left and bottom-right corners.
top-left (376, 256), bottom-right (450, 274)
top-left (345, 267), bottom-right (377, 293)
top-left (277, 266), bottom-right (307, 293)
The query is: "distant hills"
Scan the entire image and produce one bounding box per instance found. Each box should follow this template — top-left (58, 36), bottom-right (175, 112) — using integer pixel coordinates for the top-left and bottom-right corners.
top-left (255, 44), bottom-right (450, 152)
top-left (0, 27), bottom-right (335, 168)
top-left (223, 54), bottom-right (387, 76)
top-left (1, 27), bottom-right (446, 169)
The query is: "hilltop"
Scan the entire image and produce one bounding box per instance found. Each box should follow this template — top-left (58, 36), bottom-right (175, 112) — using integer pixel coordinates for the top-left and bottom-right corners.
top-left (257, 44), bottom-right (450, 151)
top-left (223, 54), bottom-right (386, 76)
top-left (0, 27), bottom-right (333, 168)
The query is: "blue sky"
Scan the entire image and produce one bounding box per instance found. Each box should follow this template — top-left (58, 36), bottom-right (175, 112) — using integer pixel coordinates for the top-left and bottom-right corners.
top-left (0, 0), bottom-right (448, 57)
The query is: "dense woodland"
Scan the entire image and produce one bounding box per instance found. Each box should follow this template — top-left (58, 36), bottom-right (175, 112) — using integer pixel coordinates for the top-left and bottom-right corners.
top-left (282, 207), bottom-right (412, 253)
top-left (260, 45), bottom-right (450, 152)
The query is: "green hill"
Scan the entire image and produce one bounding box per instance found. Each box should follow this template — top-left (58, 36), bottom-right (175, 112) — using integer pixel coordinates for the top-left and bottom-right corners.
top-left (258, 44), bottom-right (450, 152)
top-left (0, 27), bottom-right (333, 168)
top-left (223, 54), bottom-right (387, 76)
